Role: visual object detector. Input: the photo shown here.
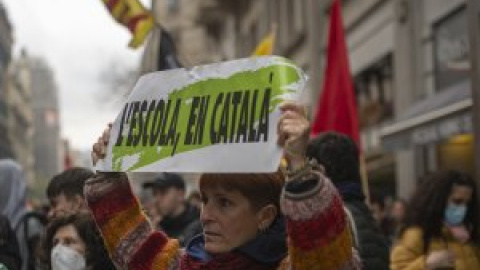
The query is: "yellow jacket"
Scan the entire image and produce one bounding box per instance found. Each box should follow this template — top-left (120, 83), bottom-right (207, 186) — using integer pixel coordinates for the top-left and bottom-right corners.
top-left (391, 227), bottom-right (480, 270)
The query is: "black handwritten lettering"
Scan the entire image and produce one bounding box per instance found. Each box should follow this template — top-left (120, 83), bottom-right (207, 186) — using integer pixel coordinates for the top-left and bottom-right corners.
top-left (210, 93), bottom-right (224, 144)
top-left (126, 101), bottom-right (140, 146)
top-left (185, 97), bottom-right (200, 145)
top-left (167, 99), bottom-right (182, 155)
top-left (150, 100), bottom-right (165, 146)
top-left (257, 88), bottom-right (270, 142)
top-left (194, 96), bottom-right (210, 145)
top-left (218, 93), bottom-right (231, 143)
top-left (248, 90), bottom-right (258, 142)
top-left (229, 91), bottom-right (242, 143)
top-left (132, 100), bottom-right (148, 146)
top-left (115, 103), bottom-right (129, 146)
top-left (142, 100), bottom-right (156, 146)
top-left (159, 99), bottom-right (172, 146)
top-left (236, 91), bottom-right (249, 143)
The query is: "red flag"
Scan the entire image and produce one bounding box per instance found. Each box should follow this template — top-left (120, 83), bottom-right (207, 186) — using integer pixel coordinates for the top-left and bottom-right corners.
top-left (310, 0), bottom-right (360, 149)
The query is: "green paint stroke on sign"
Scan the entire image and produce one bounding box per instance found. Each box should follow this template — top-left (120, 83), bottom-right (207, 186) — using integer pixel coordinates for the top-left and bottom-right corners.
top-left (112, 61), bottom-right (301, 171)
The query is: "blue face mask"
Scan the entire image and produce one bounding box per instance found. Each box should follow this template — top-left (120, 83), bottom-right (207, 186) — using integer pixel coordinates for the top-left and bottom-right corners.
top-left (444, 203), bottom-right (467, 226)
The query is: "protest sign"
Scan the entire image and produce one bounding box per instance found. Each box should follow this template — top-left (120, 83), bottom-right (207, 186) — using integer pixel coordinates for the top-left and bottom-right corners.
top-left (96, 56), bottom-right (307, 173)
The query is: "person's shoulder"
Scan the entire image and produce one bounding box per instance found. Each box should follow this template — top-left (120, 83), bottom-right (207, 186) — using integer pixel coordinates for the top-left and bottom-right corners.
top-left (183, 210), bottom-right (202, 234)
top-left (343, 199), bottom-right (366, 212)
top-left (391, 226), bottom-right (426, 257)
top-left (398, 226), bottom-right (424, 247)
top-left (185, 203), bottom-right (200, 218)
top-left (343, 200), bottom-right (375, 227)
top-left (401, 227), bottom-right (423, 238)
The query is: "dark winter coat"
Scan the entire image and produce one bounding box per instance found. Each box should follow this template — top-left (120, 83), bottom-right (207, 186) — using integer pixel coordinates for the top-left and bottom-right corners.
top-left (0, 214), bottom-right (21, 270)
top-left (159, 203), bottom-right (202, 246)
top-left (338, 182), bottom-right (390, 270)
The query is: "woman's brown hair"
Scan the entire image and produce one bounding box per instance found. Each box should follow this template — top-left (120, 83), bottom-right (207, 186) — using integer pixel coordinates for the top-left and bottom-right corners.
top-left (199, 171), bottom-right (285, 211)
top-left (39, 213), bottom-right (116, 270)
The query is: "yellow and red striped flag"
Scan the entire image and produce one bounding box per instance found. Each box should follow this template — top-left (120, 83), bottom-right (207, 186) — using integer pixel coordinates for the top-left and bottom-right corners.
top-left (101, 0), bottom-right (155, 48)
top-left (251, 24), bottom-right (277, 56)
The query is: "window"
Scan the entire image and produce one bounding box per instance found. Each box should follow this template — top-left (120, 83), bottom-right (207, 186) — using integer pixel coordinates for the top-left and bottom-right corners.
top-left (433, 7), bottom-right (469, 91)
top-left (167, 0), bottom-right (179, 14)
top-left (355, 55), bottom-right (394, 129)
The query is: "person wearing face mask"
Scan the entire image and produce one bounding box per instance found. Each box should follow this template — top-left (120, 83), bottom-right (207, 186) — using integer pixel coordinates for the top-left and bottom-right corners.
top-left (40, 213), bottom-right (115, 270)
top-left (391, 170), bottom-right (480, 270)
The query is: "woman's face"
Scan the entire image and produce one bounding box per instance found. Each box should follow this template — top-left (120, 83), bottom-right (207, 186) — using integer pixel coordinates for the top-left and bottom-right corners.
top-left (447, 184), bottom-right (472, 207)
top-left (52, 224), bottom-right (86, 256)
top-left (200, 186), bottom-right (263, 253)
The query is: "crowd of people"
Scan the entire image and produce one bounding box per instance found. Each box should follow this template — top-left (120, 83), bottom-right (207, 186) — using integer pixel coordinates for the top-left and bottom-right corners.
top-left (0, 102), bottom-right (479, 269)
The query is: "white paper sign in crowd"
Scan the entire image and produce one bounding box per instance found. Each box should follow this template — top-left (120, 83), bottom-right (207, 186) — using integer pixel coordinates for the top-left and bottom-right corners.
top-left (96, 56), bottom-right (307, 173)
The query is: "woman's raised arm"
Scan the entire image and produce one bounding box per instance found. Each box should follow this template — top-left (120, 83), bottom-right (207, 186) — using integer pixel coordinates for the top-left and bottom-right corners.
top-left (86, 126), bottom-right (182, 269)
top-left (277, 102), bottom-right (361, 270)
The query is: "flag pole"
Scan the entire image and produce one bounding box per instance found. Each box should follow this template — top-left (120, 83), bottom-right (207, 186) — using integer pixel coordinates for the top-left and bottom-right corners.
top-left (151, 0), bottom-right (161, 27)
top-left (271, 22), bottom-right (277, 54)
top-left (360, 154), bottom-right (370, 204)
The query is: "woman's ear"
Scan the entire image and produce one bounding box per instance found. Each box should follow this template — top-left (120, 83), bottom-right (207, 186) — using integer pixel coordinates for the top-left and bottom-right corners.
top-left (256, 204), bottom-right (278, 231)
top-left (74, 194), bottom-right (87, 209)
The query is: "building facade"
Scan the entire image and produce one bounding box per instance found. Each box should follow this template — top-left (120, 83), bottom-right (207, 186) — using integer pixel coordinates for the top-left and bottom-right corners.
top-left (380, 0), bottom-right (474, 199)
top-left (30, 57), bottom-right (61, 182)
top-left (222, 0), bottom-right (398, 197)
top-left (140, 0), bottom-right (223, 73)
top-left (141, 0), bottom-right (476, 200)
top-left (6, 50), bottom-right (35, 184)
top-left (333, 0), bottom-right (474, 199)
top-left (0, 2), bottom-right (12, 159)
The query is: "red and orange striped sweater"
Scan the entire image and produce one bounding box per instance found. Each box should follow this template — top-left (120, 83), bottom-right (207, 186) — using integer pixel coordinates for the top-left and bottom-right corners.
top-left (85, 171), bottom-right (360, 269)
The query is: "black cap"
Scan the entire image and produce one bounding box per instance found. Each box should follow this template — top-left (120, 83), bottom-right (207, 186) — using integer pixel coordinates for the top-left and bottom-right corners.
top-left (142, 173), bottom-right (185, 190)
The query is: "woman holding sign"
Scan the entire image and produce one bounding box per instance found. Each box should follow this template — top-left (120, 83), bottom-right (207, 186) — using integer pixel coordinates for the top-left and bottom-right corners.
top-left (88, 102), bottom-right (361, 269)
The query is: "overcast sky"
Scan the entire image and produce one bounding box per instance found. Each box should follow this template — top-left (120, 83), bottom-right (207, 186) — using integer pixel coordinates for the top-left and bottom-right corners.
top-left (3, 0), bottom-right (151, 150)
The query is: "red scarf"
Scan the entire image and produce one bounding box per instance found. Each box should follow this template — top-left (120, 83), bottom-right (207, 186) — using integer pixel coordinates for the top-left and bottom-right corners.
top-left (180, 251), bottom-right (277, 270)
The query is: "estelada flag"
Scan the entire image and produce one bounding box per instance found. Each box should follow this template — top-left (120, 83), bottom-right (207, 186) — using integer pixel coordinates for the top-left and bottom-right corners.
top-left (251, 26), bottom-right (276, 56)
top-left (101, 0), bottom-right (154, 48)
top-left (310, 0), bottom-right (360, 149)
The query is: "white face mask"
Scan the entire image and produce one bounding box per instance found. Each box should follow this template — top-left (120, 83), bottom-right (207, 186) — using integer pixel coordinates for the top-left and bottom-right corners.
top-left (51, 244), bottom-right (86, 270)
